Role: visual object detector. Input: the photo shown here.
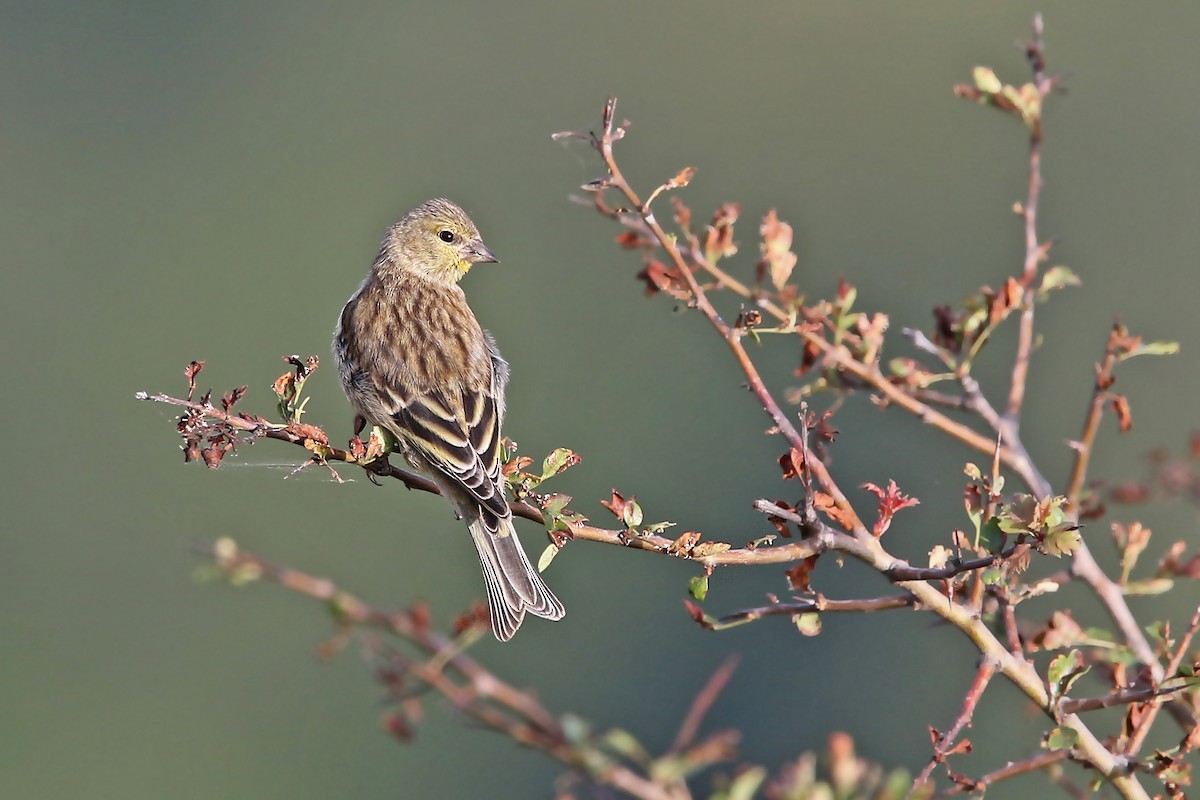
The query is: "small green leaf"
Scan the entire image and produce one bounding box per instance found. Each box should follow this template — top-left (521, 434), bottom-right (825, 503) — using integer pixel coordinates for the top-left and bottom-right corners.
top-left (1096, 645), bottom-right (1138, 667)
top-left (688, 575), bottom-right (709, 601)
top-left (1047, 650), bottom-right (1076, 685)
top-left (1042, 525), bottom-right (1081, 557)
top-left (542, 493), bottom-right (571, 519)
top-left (980, 567), bottom-right (1005, 585)
top-left (1045, 726), bottom-right (1078, 751)
top-left (973, 66), bottom-right (1003, 94)
top-left (623, 501), bottom-right (643, 528)
top-left (793, 612), bottom-right (822, 636)
top-left (1144, 620), bottom-right (1170, 643)
top-left (1155, 758), bottom-right (1193, 789)
top-left (1039, 265), bottom-right (1081, 294)
top-left (1081, 627), bottom-right (1116, 645)
top-left (1047, 649), bottom-right (1090, 702)
top-left (601, 727), bottom-right (650, 764)
top-left (649, 755), bottom-right (689, 785)
top-left (963, 462), bottom-right (982, 480)
top-left (1118, 340), bottom-right (1180, 361)
top-left (724, 767), bottom-right (768, 800)
top-left (537, 544), bottom-right (559, 572)
top-left (978, 516), bottom-right (1006, 553)
top-left (540, 447), bottom-right (579, 480)
top-left (560, 713), bottom-right (591, 745)
top-left (642, 520), bottom-right (676, 535)
top-left (1123, 578), bottom-right (1174, 595)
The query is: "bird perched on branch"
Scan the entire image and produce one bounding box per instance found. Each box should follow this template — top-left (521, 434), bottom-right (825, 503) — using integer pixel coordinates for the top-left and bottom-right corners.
top-left (333, 198), bottom-right (564, 640)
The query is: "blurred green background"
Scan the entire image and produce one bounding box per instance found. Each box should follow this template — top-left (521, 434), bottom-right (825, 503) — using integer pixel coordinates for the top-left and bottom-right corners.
top-left (4, 2), bottom-right (1198, 798)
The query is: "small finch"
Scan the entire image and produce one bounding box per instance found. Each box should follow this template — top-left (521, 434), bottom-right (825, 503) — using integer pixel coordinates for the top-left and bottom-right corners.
top-left (333, 198), bottom-right (564, 641)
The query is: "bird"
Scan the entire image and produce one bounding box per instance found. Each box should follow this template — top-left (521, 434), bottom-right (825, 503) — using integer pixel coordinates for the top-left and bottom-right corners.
top-left (333, 198), bottom-right (565, 641)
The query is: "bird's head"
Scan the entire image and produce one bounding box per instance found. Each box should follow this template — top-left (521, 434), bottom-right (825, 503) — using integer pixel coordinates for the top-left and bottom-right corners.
top-left (383, 198), bottom-right (498, 284)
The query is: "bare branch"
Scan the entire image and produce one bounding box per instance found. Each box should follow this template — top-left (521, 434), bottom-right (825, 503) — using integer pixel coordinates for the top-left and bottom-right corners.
top-left (910, 656), bottom-right (999, 796)
top-left (668, 655), bottom-right (740, 754)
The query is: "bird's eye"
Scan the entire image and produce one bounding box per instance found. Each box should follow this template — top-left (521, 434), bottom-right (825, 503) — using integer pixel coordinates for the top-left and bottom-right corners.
top-left (438, 229), bottom-right (455, 243)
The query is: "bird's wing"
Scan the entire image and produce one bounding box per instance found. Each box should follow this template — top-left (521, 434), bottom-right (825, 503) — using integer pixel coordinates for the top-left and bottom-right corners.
top-left (390, 382), bottom-right (510, 529)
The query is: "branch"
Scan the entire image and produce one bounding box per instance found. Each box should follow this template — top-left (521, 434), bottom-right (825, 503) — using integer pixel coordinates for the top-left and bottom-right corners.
top-left (1005, 13), bottom-right (1051, 423)
top-left (1121, 604), bottom-right (1200, 755)
top-left (700, 594), bottom-right (915, 630)
top-left (195, 539), bottom-right (692, 800)
top-left (137, 390), bottom-right (831, 568)
top-left (564, 94), bottom-right (1151, 797)
top-left (909, 656), bottom-right (999, 797)
top-left (668, 655), bottom-right (740, 754)
top-left (933, 749), bottom-right (1068, 798)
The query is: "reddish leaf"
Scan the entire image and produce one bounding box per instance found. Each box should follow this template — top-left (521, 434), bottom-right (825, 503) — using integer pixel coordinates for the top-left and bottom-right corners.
top-left (665, 166), bottom-right (695, 190)
top-left (862, 480), bottom-right (920, 537)
top-left (779, 447), bottom-right (805, 480)
top-left (273, 371), bottom-right (296, 403)
top-left (287, 422), bottom-right (329, 448)
top-left (221, 385), bottom-right (247, 412)
top-left (796, 338), bottom-right (822, 376)
top-left (636, 259), bottom-right (689, 299)
top-left (1109, 481), bottom-right (1151, 504)
top-left (671, 196), bottom-right (692, 231)
top-left (184, 360), bottom-right (204, 400)
top-left (616, 230), bottom-right (649, 249)
top-left (200, 443), bottom-right (231, 469)
top-left (785, 555), bottom-right (819, 592)
top-left (813, 491), bottom-right (857, 530)
top-left (409, 601), bottom-right (431, 633)
top-left (453, 601), bottom-right (489, 635)
top-left (808, 411), bottom-right (839, 443)
top-left (501, 454), bottom-right (533, 476)
top-left (704, 203), bottom-right (740, 261)
top-left (1158, 540), bottom-right (1200, 579)
top-left (1029, 610), bottom-right (1084, 652)
top-left (669, 531), bottom-right (702, 556)
top-left (764, 499), bottom-right (796, 539)
top-left (684, 600), bottom-right (715, 630)
top-left (946, 737), bottom-right (973, 756)
top-left (758, 209), bottom-right (798, 290)
top-left (1110, 394), bottom-right (1133, 432)
top-left (382, 712), bottom-right (414, 743)
top-left (601, 489), bottom-right (633, 520)
top-left (933, 305), bottom-right (958, 351)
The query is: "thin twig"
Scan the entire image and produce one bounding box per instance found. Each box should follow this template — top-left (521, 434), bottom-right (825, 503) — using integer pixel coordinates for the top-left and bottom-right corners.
top-left (1005, 13), bottom-right (1050, 423)
top-left (1122, 604), bottom-right (1200, 755)
top-left (706, 594), bottom-right (916, 629)
top-left (933, 749), bottom-right (1068, 798)
top-left (1061, 678), bottom-right (1199, 715)
top-left (196, 540), bottom-right (690, 800)
top-left (669, 655), bottom-right (740, 754)
top-left (909, 656), bottom-right (1000, 797)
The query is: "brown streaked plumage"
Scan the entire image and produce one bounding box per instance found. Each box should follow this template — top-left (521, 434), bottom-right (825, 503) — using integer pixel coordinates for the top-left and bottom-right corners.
top-left (333, 198), bottom-right (564, 641)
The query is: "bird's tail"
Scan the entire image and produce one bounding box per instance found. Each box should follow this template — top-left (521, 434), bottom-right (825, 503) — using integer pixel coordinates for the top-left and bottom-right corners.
top-left (469, 517), bottom-right (565, 641)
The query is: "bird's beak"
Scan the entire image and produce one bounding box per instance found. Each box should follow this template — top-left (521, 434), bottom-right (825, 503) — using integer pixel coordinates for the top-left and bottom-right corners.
top-left (469, 240), bottom-right (499, 264)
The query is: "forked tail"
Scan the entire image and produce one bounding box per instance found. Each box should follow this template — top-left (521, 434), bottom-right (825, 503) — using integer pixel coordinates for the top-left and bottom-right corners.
top-left (469, 517), bottom-right (565, 641)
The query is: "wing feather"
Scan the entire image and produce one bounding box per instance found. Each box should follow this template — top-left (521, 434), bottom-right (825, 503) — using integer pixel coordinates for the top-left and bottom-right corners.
top-left (392, 383), bottom-right (509, 528)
